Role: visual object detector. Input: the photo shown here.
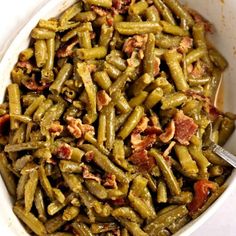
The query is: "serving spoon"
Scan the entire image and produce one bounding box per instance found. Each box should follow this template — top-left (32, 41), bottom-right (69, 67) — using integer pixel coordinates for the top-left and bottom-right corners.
top-left (203, 123), bottom-right (236, 168)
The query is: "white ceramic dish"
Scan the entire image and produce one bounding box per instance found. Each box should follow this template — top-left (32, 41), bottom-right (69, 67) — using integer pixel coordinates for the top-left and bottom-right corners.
top-left (0, 0), bottom-right (235, 235)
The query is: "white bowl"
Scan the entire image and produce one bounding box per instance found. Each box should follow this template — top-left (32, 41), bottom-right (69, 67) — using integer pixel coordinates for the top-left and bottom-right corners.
top-left (0, 0), bottom-right (235, 235)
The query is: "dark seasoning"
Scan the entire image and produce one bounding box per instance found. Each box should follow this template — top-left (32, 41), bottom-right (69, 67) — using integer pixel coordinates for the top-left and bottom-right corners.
top-left (0, 0), bottom-right (235, 235)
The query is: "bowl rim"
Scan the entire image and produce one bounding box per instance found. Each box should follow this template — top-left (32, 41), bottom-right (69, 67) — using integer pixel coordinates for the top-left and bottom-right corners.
top-left (0, 0), bottom-right (235, 235)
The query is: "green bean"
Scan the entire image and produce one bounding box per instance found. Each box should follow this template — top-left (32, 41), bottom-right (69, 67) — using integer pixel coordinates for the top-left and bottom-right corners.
top-left (109, 71), bottom-right (130, 94)
top-left (8, 84), bottom-right (22, 130)
top-left (174, 144), bottom-right (199, 175)
top-left (78, 31), bottom-right (92, 49)
top-left (13, 205), bottom-right (46, 235)
top-left (144, 87), bottom-right (164, 109)
top-left (91, 222), bottom-right (118, 233)
top-left (10, 114), bottom-right (31, 123)
top-left (115, 22), bottom-right (162, 35)
top-left (99, 24), bottom-right (114, 47)
top-left (38, 165), bottom-right (53, 200)
top-left (45, 214), bottom-right (66, 233)
top-left (209, 48), bottom-right (228, 70)
top-left (0, 152), bottom-right (16, 196)
top-left (94, 71), bottom-right (112, 91)
top-left (85, 179), bottom-right (108, 199)
top-left (16, 173), bottom-right (28, 200)
top-left (129, 1), bottom-right (149, 15)
top-left (164, 50), bottom-right (189, 91)
top-left (146, 5), bottom-right (160, 22)
top-left (34, 39), bottom-right (48, 68)
top-left (75, 47), bottom-right (107, 60)
top-left (161, 21), bottom-right (189, 36)
top-left (144, 205), bottom-right (188, 235)
top-left (188, 76), bottom-right (210, 86)
top-left (50, 63), bottom-right (73, 95)
top-left (38, 19), bottom-right (58, 31)
top-left (153, 0), bottom-right (176, 25)
top-left (118, 106), bottom-right (144, 140)
top-left (31, 28), bottom-right (55, 39)
top-left (63, 205), bottom-right (80, 221)
top-left (106, 54), bottom-right (127, 71)
top-left (71, 147), bottom-right (84, 163)
top-left (53, 188), bottom-right (65, 204)
top-left (75, 11), bottom-right (97, 22)
top-left (162, 0), bottom-right (194, 26)
top-left (33, 99), bottom-right (53, 122)
top-left (203, 149), bottom-right (230, 166)
top-left (209, 165), bottom-right (224, 177)
top-left (97, 112), bottom-right (106, 146)
top-left (185, 47), bottom-right (207, 65)
top-left (5, 141), bottom-right (48, 152)
top-left (161, 92), bottom-right (187, 110)
top-left (129, 91), bottom-right (149, 108)
top-left (19, 48), bottom-right (34, 61)
top-left (188, 145), bottom-right (210, 179)
top-left (149, 149), bottom-right (181, 196)
top-left (155, 33), bottom-right (181, 49)
top-left (117, 217), bottom-right (148, 236)
top-left (112, 90), bottom-right (131, 114)
top-left (24, 95), bottom-right (45, 116)
top-left (112, 207), bottom-right (142, 224)
top-left (85, 0), bottom-right (112, 8)
top-left (59, 2), bottom-right (82, 25)
top-left (59, 160), bottom-right (83, 173)
top-left (34, 187), bottom-right (47, 222)
top-left (80, 144), bottom-right (129, 183)
top-left (72, 222), bottom-right (94, 236)
top-left (168, 215), bottom-right (190, 234)
top-left (24, 169), bottom-right (38, 212)
top-left (157, 180), bottom-right (168, 203)
top-left (143, 33), bottom-right (155, 75)
top-left (218, 116), bottom-right (235, 145)
top-left (61, 22), bottom-right (92, 42)
top-left (168, 191), bottom-right (193, 204)
top-left (62, 173), bottom-right (83, 193)
top-left (103, 62), bottom-right (122, 80)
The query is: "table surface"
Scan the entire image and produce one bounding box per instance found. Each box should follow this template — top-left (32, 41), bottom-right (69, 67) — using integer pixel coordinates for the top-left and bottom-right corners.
top-left (0, 1), bottom-right (235, 236)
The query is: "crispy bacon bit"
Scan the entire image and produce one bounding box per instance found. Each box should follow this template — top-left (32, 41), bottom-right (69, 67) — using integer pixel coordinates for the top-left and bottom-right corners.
top-left (187, 179), bottom-right (218, 215)
top-left (134, 116), bottom-right (149, 133)
top-left (49, 121), bottom-right (63, 136)
top-left (110, 197), bottom-right (126, 206)
top-left (174, 110), bottom-right (198, 145)
top-left (0, 114), bottom-right (10, 136)
top-left (178, 37), bottom-right (193, 53)
top-left (67, 117), bottom-right (95, 139)
top-left (123, 34), bottom-right (148, 56)
top-left (21, 75), bottom-right (50, 92)
top-left (54, 143), bottom-right (72, 160)
top-left (84, 151), bottom-right (94, 162)
top-left (190, 60), bottom-right (206, 78)
top-left (82, 164), bottom-right (101, 183)
top-left (56, 38), bottom-right (79, 58)
top-left (112, 0), bottom-right (131, 14)
top-left (188, 9), bottom-right (214, 33)
top-left (97, 90), bottom-right (111, 111)
top-left (92, 6), bottom-right (109, 16)
top-left (153, 57), bottom-right (161, 77)
top-left (131, 133), bottom-right (157, 151)
top-left (103, 173), bottom-right (118, 189)
top-left (129, 150), bottom-right (156, 171)
top-left (163, 141), bottom-right (176, 157)
top-left (159, 120), bottom-right (176, 143)
top-left (16, 61), bottom-right (33, 74)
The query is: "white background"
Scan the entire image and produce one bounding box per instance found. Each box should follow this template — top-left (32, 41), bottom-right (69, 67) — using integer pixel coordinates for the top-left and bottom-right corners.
top-left (0, 0), bottom-right (235, 236)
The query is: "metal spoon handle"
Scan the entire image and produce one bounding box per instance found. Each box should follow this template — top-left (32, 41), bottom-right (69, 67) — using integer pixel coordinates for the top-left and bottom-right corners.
top-left (210, 142), bottom-right (236, 168)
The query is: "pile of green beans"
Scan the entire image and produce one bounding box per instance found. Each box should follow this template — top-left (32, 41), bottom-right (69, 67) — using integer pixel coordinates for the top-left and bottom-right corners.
top-left (0, 0), bottom-right (235, 235)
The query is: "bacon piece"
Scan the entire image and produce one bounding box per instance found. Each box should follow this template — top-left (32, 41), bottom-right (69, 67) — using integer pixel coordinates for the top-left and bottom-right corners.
top-left (21, 75), bottom-right (50, 92)
top-left (187, 179), bottom-right (218, 215)
top-left (67, 117), bottom-right (95, 139)
top-left (84, 151), bottom-right (94, 162)
top-left (54, 143), bottom-right (72, 160)
top-left (82, 164), bottom-right (101, 183)
top-left (174, 110), bottom-right (198, 145)
top-left (92, 6), bottom-right (109, 16)
top-left (112, 0), bottom-right (131, 14)
top-left (97, 90), bottom-right (111, 111)
top-left (134, 116), bottom-right (149, 134)
top-left (131, 133), bottom-right (157, 151)
top-left (159, 120), bottom-right (175, 143)
top-left (56, 38), bottom-right (79, 58)
top-left (153, 57), bottom-right (160, 77)
top-left (49, 121), bottom-right (63, 136)
top-left (178, 36), bottom-right (193, 53)
top-left (163, 141), bottom-right (176, 158)
top-left (190, 60), bottom-right (206, 78)
top-left (123, 35), bottom-right (148, 56)
top-left (17, 61), bottom-right (33, 74)
top-left (129, 149), bottom-right (156, 171)
top-left (103, 173), bottom-right (118, 189)
top-left (110, 197), bottom-right (126, 206)
top-left (188, 9), bottom-right (214, 33)
top-left (0, 114), bottom-right (10, 136)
